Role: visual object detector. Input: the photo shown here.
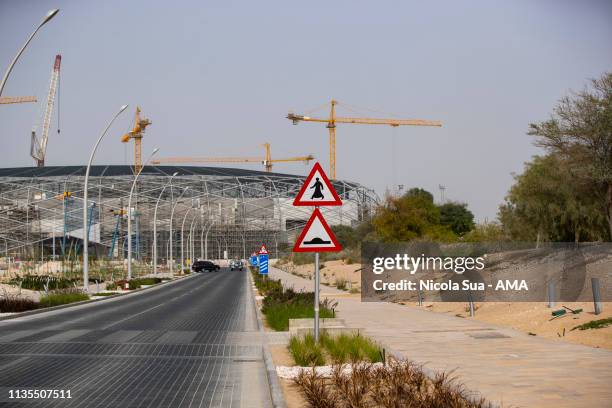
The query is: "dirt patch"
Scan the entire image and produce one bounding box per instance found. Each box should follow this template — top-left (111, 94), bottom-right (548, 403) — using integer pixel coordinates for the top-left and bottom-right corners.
top-left (270, 345), bottom-right (294, 370)
top-left (406, 301), bottom-right (612, 349)
top-left (269, 344), bottom-right (306, 408)
top-left (0, 283), bottom-right (40, 301)
top-left (277, 260), bottom-right (362, 290)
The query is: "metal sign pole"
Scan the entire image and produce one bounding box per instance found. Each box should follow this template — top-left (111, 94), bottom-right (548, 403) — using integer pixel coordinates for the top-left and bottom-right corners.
top-left (314, 251), bottom-right (320, 342)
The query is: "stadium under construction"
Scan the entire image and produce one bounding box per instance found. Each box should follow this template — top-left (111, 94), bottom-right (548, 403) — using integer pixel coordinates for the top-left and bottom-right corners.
top-left (0, 165), bottom-right (378, 269)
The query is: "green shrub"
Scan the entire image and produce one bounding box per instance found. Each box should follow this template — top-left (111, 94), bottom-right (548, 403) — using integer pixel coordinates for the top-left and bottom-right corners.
top-left (128, 280), bottom-right (141, 290)
top-left (289, 333), bottom-right (326, 366)
top-left (40, 290), bottom-right (89, 307)
top-left (92, 292), bottom-right (116, 297)
top-left (125, 277), bottom-right (162, 290)
top-left (105, 282), bottom-right (118, 290)
top-left (136, 278), bottom-right (162, 285)
top-left (571, 318), bottom-right (612, 331)
top-left (251, 269), bottom-right (283, 296)
top-left (10, 275), bottom-right (77, 291)
top-left (264, 303), bottom-right (335, 331)
top-left (320, 333), bottom-right (383, 364)
top-left (254, 270), bottom-right (337, 331)
top-left (335, 278), bottom-right (348, 291)
top-left (289, 333), bottom-right (382, 366)
top-left (261, 288), bottom-right (336, 331)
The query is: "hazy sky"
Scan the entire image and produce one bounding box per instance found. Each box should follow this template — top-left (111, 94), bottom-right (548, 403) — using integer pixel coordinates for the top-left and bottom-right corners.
top-left (1, 0), bottom-right (611, 222)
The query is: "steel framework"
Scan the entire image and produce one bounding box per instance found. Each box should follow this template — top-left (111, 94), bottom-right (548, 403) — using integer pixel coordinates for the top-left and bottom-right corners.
top-left (0, 166), bottom-right (378, 265)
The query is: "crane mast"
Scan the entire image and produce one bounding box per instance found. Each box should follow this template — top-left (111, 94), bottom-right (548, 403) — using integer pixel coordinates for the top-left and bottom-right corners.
top-left (121, 107), bottom-right (152, 174)
top-left (30, 55), bottom-right (61, 167)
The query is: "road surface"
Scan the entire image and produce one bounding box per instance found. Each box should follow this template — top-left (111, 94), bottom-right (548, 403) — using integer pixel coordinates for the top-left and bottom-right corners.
top-left (0, 269), bottom-right (272, 408)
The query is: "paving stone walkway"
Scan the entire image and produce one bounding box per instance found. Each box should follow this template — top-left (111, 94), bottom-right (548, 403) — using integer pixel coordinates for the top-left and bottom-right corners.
top-left (269, 266), bottom-right (612, 408)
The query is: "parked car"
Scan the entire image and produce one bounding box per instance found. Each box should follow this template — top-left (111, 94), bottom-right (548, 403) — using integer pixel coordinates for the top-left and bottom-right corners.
top-left (192, 260), bottom-right (220, 273)
top-left (229, 259), bottom-right (244, 271)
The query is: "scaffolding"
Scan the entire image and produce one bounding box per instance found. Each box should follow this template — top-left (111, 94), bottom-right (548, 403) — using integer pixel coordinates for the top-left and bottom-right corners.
top-left (0, 165), bottom-right (378, 266)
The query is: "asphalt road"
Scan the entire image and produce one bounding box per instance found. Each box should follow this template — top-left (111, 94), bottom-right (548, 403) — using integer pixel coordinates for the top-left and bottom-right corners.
top-left (0, 269), bottom-right (272, 408)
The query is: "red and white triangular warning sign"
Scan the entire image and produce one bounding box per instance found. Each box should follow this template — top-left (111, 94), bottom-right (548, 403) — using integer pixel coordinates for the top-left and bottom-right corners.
top-left (293, 209), bottom-right (342, 252)
top-left (258, 245), bottom-right (269, 254)
top-left (293, 162), bottom-right (342, 206)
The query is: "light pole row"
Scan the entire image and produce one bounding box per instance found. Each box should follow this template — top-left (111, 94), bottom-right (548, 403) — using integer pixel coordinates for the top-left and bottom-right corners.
top-left (126, 148), bottom-right (160, 280)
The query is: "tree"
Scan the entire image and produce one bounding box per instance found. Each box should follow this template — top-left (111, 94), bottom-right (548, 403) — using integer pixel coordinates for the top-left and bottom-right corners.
top-left (528, 72), bottom-right (612, 240)
top-left (463, 222), bottom-right (506, 243)
top-left (499, 154), bottom-right (608, 242)
top-left (438, 202), bottom-right (475, 236)
top-left (404, 187), bottom-right (434, 202)
top-left (371, 188), bottom-right (456, 242)
top-left (331, 225), bottom-right (359, 249)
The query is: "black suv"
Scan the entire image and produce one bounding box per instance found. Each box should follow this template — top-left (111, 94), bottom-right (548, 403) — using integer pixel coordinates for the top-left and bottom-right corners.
top-left (192, 260), bottom-right (220, 273)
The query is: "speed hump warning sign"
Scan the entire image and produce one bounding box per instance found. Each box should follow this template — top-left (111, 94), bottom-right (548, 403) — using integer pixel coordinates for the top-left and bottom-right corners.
top-left (293, 208), bottom-right (342, 252)
top-left (293, 162), bottom-right (342, 206)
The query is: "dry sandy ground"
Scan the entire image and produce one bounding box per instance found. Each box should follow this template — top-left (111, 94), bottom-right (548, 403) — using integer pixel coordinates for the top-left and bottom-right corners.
top-left (277, 259), bottom-right (362, 290)
top-left (0, 283), bottom-right (41, 301)
top-left (404, 301), bottom-right (612, 349)
top-left (277, 261), bottom-right (611, 350)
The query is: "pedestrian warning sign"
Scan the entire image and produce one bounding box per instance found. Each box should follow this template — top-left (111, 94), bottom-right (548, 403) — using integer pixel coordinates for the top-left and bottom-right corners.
top-left (293, 162), bottom-right (342, 206)
top-left (293, 208), bottom-right (342, 252)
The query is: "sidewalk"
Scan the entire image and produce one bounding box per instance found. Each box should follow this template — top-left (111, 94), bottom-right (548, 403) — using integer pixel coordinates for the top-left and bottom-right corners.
top-left (268, 266), bottom-right (612, 408)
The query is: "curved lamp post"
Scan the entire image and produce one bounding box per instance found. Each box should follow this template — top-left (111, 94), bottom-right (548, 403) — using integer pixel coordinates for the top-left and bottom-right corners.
top-left (83, 104), bottom-right (128, 291)
top-left (0, 9), bottom-right (59, 97)
top-left (180, 207), bottom-right (193, 273)
top-left (127, 148), bottom-right (160, 280)
top-left (200, 218), bottom-right (211, 259)
top-left (204, 220), bottom-right (214, 260)
top-left (188, 216), bottom-right (198, 262)
top-left (169, 187), bottom-right (190, 274)
top-left (153, 172), bottom-right (179, 274)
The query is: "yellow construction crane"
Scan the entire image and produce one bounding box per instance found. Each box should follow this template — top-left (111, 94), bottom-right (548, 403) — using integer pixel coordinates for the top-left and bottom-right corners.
top-left (151, 142), bottom-right (314, 172)
top-left (287, 99), bottom-right (442, 179)
top-left (121, 106), bottom-right (151, 174)
top-left (0, 96), bottom-right (37, 105)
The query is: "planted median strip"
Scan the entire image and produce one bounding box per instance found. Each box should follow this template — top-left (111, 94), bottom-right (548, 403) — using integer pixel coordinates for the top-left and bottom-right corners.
top-left (251, 268), bottom-right (336, 331)
top-left (283, 332), bottom-right (492, 408)
top-left (1, 275), bottom-right (175, 314)
top-left (289, 332), bottom-right (383, 366)
top-left (253, 268), bottom-right (493, 407)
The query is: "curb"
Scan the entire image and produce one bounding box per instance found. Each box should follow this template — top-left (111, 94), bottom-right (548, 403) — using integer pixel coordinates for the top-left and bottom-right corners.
top-left (247, 271), bottom-right (287, 408)
top-left (0, 273), bottom-right (197, 322)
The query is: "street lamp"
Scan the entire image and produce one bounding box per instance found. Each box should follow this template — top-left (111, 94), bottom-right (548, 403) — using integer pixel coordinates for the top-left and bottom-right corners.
top-left (153, 172), bottom-right (179, 274)
top-left (83, 104), bottom-right (128, 292)
top-left (204, 220), bottom-right (214, 260)
top-left (169, 187), bottom-right (190, 274)
top-left (180, 207), bottom-right (193, 274)
top-left (199, 218), bottom-right (209, 259)
top-left (188, 216), bottom-right (197, 262)
top-left (0, 9), bottom-right (60, 97)
top-left (127, 148), bottom-right (160, 280)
